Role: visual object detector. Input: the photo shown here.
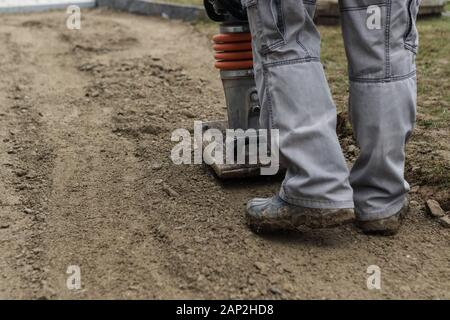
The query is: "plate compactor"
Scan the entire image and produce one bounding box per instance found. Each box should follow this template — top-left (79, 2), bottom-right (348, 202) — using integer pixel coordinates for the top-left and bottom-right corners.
top-left (201, 0), bottom-right (274, 179)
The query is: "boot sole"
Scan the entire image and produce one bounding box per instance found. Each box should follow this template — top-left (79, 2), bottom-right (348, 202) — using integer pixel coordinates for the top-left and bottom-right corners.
top-left (357, 198), bottom-right (410, 236)
top-left (247, 209), bottom-right (355, 233)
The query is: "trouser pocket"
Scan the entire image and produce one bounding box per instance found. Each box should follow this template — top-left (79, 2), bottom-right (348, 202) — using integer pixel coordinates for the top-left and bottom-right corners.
top-left (340, 0), bottom-right (389, 79)
top-left (244, 0), bottom-right (319, 59)
top-left (404, 0), bottom-right (420, 54)
top-left (243, 0), bottom-right (286, 55)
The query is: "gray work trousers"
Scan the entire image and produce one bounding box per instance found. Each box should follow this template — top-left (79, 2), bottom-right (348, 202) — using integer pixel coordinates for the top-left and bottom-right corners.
top-left (243, 0), bottom-right (419, 221)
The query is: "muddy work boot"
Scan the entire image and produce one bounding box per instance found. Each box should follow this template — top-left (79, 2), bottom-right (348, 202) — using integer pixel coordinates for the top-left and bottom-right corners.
top-left (356, 198), bottom-right (410, 236)
top-left (246, 196), bottom-right (355, 232)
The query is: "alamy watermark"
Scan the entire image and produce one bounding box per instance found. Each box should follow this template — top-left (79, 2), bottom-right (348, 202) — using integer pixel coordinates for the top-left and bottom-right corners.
top-left (366, 265), bottom-right (381, 290)
top-left (170, 121), bottom-right (280, 176)
top-left (366, 5), bottom-right (382, 30)
top-left (66, 5), bottom-right (81, 30)
top-left (66, 265), bottom-right (81, 290)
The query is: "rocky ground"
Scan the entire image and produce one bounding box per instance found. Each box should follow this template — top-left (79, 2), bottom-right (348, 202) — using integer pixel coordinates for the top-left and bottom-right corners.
top-left (0, 8), bottom-right (449, 299)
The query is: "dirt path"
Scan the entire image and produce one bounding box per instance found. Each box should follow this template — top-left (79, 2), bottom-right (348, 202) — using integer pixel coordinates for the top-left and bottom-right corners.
top-left (0, 8), bottom-right (449, 299)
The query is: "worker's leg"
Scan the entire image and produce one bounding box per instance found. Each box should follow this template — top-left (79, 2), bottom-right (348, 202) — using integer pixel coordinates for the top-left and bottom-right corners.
top-left (340, 0), bottom-right (418, 222)
top-left (245, 0), bottom-right (354, 209)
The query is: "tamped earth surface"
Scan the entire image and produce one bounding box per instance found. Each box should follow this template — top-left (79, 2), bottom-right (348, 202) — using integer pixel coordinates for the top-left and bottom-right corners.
top-left (0, 8), bottom-right (449, 299)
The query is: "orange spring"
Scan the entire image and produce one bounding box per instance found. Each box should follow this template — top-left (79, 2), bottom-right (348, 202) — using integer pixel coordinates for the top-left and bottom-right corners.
top-left (213, 32), bottom-right (253, 71)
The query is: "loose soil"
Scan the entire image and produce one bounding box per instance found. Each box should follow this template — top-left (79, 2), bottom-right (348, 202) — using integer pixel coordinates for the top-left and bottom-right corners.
top-left (0, 8), bottom-right (449, 299)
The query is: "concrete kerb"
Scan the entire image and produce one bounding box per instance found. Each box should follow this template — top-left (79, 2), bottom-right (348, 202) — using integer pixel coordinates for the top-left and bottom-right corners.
top-left (97, 0), bottom-right (206, 21)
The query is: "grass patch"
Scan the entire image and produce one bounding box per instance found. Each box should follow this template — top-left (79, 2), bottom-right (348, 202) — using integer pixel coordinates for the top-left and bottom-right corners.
top-left (415, 16), bottom-right (450, 129)
top-left (318, 17), bottom-right (450, 128)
